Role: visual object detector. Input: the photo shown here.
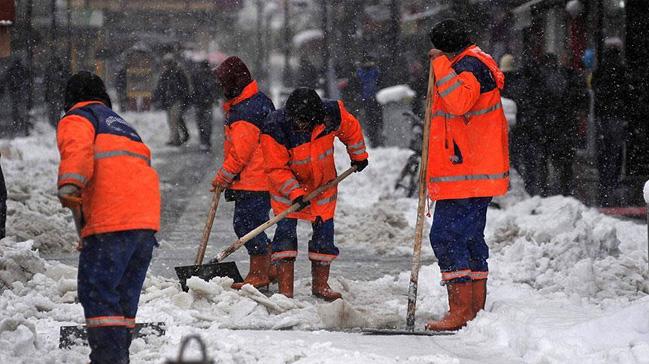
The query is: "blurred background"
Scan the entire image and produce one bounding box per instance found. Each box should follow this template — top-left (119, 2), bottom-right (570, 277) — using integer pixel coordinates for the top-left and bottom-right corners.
top-left (0, 0), bottom-right (647, 210)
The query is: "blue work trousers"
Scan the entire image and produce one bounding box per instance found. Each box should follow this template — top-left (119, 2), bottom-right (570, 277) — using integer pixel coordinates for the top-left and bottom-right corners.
top-left (78, 229), bottom-right (157, 364)
top-left (272, 217), bottom-right (339, 262)
top-left (233, 193), bottom-right (271, 256)
top-left (429, 197), bottom-right (491, 284)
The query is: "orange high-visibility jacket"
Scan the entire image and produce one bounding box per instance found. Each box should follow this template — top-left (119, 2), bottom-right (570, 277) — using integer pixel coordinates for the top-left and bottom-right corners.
top-left (215, 80), bottom-right (275, 191)
top-left (261, 100), bottom-right (368, 221)
top-left (57, 101), bottom-right (161, 237)
top-left (427, 45), bottom-right (510, 200)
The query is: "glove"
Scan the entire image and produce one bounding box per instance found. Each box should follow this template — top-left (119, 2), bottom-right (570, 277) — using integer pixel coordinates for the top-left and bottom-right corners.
top-left (292, 196), bottom-right (310, 211)
top-left (211, 168), bottom-right (234, 191)
top-left (428, 48), bottom-right (444, 60)
top-left (58, 184), bottom-right (82, 209)
top-left (351, 159), bottom-right (368, 172)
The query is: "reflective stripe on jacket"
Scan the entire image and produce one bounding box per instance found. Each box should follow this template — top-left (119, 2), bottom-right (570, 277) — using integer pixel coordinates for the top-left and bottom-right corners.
top-left (57, 101), bottom-right (161, 237)
top-left (217, 80), bottom-right (275, 191)
top-left (261, 100), bottom-right (368, 221)
top-left (427, 45), bottom-right (510, 200)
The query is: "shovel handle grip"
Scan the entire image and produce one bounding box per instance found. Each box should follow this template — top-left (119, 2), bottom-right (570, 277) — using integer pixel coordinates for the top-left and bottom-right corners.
top-left (211, 166), bottom-right (357, 263)
top-left (195, 188), bottom-right (222, 265)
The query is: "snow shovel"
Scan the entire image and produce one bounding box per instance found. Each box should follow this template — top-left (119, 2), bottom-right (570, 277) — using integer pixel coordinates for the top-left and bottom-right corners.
top-left (60, 207), bottom-right (166, 348)
top-left (59, 322), bottom-right (166, 349)
top-left (176, 166), bottom-right (358, 291)
top-left (363, 55), bottom-right (450, 337)
top-left (174, 186), bottom-right (241, 292)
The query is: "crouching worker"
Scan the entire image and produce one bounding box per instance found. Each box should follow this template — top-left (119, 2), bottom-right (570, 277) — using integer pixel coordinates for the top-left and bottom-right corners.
top-left (56, 71), bottom-right (161, 363)
top-left (424, 19), bottom-right (509, 331)
top-left (211, 57), bottom-right (277, 289)
top-left (261, 88), bottom-right (369, 301)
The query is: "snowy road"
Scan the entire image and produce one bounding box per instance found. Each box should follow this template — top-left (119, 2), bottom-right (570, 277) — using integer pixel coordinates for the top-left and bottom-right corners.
top-left (2, 113), bottom-right (648, 363)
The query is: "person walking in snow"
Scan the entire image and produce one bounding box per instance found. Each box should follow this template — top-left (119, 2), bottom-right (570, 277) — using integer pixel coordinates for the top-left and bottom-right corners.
top-left (211, 57), bottom-right (277, 290)
top-left (3, 58), bottom-right (30, 136)
top-left (56, 71), bottom-right (160, 363)
top-left (425, 19), bottom-right (509, 331)
top-left (190, 60), bottom-right (220, 151)
top-left (153, 55), bottom-right (190, 146)
top-left (354, 55), bottom-right (384, 147)
top-left (44, 56), bottom-right (68, 128)
top-left (261, 88), bottom-right (369, 301)
top-left (592, 42), bottom-right (632, 207)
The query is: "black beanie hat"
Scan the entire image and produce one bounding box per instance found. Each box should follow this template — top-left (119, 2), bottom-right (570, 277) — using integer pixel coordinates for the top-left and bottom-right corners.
top-left (285, 88), bottom-right (324, 128)
top-left (429, 19), bottom-right (472, 53)
top-left (64, 71), bottom-right (112, 111)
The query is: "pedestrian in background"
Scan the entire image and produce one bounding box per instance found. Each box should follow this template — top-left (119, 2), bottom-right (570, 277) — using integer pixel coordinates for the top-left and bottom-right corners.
top-left (57, 71), bottom-right (160, 363)
top-left (536, 53), bottom-right (587, 196)
top-left (592, 40), bottom-right (631, 206)
top-left (499, 53), bottom-right (525, 175)
top-left (115, 64), bottom-right (128, 112)
top-left (44, 56), bottom-right (68, 128)
top-left (3, 58), bottom-right (30, 136)
top-left (513, 54), bottom-right (546, 196)
top-left (153, 54), bottom-right (190, 146)
top-left (190, 60), bottom-right (220, 151)
top-left (355, 55), bottom-right (384, 147)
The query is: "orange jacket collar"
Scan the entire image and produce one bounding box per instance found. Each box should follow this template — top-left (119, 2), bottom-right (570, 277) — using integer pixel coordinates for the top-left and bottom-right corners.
top-left (223, 80), bottom-right (258, 112)
top-left (69, 101), bottom-right (105, 111)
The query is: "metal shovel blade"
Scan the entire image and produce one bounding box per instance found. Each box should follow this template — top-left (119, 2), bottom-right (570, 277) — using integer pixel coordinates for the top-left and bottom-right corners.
top-left (175, 261), bottom-right (243, 292)
top-left (59, 322), bottom-right (166, 349)
top-left (362, 328), bottom-right (455, 336)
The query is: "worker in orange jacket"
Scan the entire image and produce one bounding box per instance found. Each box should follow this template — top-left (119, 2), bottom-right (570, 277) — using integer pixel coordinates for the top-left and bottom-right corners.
top-left (56, 72), bottom-right (160, 363)
top-left (261, 88), bottom-right (369, 301)
top-left (211, 57), bottom-right (276, 289)
top-left (424, 19), bottom-right (509, 331)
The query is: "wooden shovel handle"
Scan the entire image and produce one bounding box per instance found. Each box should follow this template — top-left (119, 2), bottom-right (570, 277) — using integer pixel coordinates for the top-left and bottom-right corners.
top-left (210, 166), bottom-right (357, 264)
top-left (195, 187), bottom-right (222, 265)
top-left (405, 57), bottom-right (435, 331)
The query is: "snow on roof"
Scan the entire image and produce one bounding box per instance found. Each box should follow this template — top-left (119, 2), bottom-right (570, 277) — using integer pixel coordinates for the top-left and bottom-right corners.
top-left (292, 29), bottom-right (323, 48)
top-left (376, 85), bottom-right (416, 105)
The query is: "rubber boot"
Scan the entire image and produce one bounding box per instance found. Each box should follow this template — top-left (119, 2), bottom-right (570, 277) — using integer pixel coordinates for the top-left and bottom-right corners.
top-left (472, 279), bottom-right (487, 317)
top-left (277, 259), bottom-right (295, 298)
top-left (231, 254), bottom-right (270, 290)
top-left (311, 261), bottom-right (342, 301)
top-left (267, 243), bottom-right (278, 284)
top-left (425, 281), bottom-right (474, 331)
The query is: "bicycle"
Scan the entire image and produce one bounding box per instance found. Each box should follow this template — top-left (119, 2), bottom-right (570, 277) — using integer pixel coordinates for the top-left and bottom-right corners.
top-left (394, 111), bottom-right (424, 197)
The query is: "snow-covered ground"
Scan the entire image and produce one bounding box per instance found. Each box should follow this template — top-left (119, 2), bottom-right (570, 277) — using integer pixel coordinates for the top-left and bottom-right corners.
top-left (0, 113), bottom-right (648, 363)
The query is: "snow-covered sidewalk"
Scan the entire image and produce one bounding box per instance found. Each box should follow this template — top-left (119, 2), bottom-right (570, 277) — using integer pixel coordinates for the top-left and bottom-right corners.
top-left (1, 115), bottom-right (648, 363)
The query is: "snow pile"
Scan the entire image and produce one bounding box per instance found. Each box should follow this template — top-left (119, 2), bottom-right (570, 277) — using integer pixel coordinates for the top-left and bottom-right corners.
top-left (376, 85), bottom-right (416, 105)
top-left (0, 124), bottom-right (78, 253)
top-left (644, 180), bottom-right (649, 204)
top-left (487, 196), bottom-right (649, 300)
top-left (0, 238), bottom-right (456, 362)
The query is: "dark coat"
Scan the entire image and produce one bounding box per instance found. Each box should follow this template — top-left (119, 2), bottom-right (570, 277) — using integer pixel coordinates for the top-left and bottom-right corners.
top-left (44, 58), bottom-right (68, 105)
top-left (153, 63), bottom-right (190, 110)
top-left (3, 60), bottom-right (29, 99)
top-left (592, 50), bottom-right (632, 120)
top-left (191, 63), bottom-right (219, 108)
